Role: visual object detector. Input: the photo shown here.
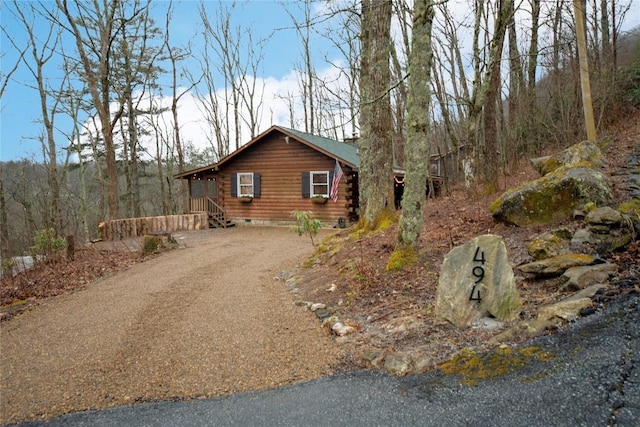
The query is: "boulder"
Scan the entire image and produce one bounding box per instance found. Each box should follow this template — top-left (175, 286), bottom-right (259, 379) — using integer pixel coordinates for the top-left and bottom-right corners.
top-left (488, 318), bottom-right (559, 345)
top-left (331, 322), bottom-right (356, 336)
top-left (536, 298), bottom-right (593, 322)
top-left (581, 207), bottom-right (635, 253)
top-left (490, 166), bottom-right (614, 227)
top-left (518, 253), bottom-right (594, 277)
top-left (559, 263), bottom-right (618, 292)
top-left (585, 206), bottom-right (624, 227)
top-left (527, 228), bottom-right (573, 260)
top-left (618, 199), bottom-right (640, 230)
top-left (594, 230), bottom-right (633, 254)
top-left (567, 283), bottom-right (609, 301)
top-left (309, 303), bottom-right (326, 312)
top-left (360, 350), bottom-right (385, 369)
top-left (570, 228), bottom-right (594, 247)
top-left (435, 235), bottom-right (521, 327)
top-left (384, 353), bottom-right (412, 376)
top-left (529, 140), bottom-right (606, 177)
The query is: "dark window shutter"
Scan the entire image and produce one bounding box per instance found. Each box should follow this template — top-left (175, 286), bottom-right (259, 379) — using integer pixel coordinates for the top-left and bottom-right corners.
top-left (253, 173), bottom-right (261, 198)
top-left (302, 172), bottom-right (310, 198)
top-left (230, 173), bottom-right (237, 197)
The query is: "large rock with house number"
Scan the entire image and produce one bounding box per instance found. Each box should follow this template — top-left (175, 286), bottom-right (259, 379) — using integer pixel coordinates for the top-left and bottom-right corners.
top-left (435, 235), bottom-right (522, 328)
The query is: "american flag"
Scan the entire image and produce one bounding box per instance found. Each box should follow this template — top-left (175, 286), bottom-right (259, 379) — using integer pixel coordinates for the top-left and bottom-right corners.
top-left (330, 160), bottom-right (343, 202)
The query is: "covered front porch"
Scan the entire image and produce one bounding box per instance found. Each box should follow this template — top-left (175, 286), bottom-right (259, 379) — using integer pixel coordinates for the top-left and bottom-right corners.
top-left (187, 175), bottom-right (234, 228)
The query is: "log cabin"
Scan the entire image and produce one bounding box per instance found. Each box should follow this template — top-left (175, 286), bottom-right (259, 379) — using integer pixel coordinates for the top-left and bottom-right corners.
top-left (174, 125), bottom-right (364, 228)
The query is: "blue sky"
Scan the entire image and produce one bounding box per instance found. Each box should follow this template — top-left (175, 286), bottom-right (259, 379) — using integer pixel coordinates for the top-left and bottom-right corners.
top-left (0, 0), bottom-right (339, 162)
top-left (1, 0), bottom-right (640, 163)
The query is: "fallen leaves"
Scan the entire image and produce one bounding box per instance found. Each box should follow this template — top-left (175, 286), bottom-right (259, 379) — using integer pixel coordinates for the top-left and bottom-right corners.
top-left (1, 248), bottom-right (140, 307)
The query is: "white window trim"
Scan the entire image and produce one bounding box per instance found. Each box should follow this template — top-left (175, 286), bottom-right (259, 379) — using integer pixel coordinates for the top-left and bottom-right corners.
top-left (238, 172), bottom-right (254, 197)
top-left (310, 171), bottom-right (330, 198)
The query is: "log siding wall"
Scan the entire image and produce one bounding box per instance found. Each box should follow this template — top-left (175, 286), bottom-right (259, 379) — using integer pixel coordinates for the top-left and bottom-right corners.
top-left (219, 134), bottom-right (349, 224)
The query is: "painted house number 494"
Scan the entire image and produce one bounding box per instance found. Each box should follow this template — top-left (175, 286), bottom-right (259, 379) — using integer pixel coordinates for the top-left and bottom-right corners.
top-left (469, 246), bottom-right (484, 303)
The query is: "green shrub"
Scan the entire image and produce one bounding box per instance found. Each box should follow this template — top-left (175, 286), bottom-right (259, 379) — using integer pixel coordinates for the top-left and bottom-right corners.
top-left (1, 258), bottom-right (16, 277)
top-left (30, 228), bottom-right (66, 259)
top-left (290, 210), bottom-right (322, 247)
top-left (143, 235), bottom-right (162, 255)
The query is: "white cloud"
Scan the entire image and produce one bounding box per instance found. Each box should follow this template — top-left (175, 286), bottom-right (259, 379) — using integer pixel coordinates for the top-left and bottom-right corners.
top-left (77, 61), bottom-right (352, 164)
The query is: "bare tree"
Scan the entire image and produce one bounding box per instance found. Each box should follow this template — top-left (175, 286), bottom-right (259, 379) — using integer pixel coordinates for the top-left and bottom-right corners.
top-left (316, 0), bottom-right (361, 139)
top-left (198, 1), bottom-right (265, 152)
top-left (56, 0), bottom-right (122, 220)
top-left (62, 69), bottom-right (93, 241)
top-left (388, 0), bottom-right (413, 167)
top-left (0, 40), bottom-right (25, 250)
top-left (56, 0), bottom-right (160, 220)
top-left (287, 0), bottom-right (316, 134)
top-left (164, 1), bottom-right (197, 213)
top-left (0, 31), bottom-right (27, 100)
top-left (116, 1), bottom-right (163, 218)
top-left (12, 2), bottom-right (65, 234)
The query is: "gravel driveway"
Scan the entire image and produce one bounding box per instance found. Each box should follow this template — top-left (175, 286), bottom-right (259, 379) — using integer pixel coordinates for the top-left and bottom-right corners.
top-left (0, 227), bottom-right (341, 425)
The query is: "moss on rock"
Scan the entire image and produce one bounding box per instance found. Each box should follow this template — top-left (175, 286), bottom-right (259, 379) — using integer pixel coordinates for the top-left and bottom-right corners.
top-left (490, 165), bottom-right (613, 226)
top-left (527, 228), bottom-right (573, 260)
top-left (438, 346), bottom-right (556, 386)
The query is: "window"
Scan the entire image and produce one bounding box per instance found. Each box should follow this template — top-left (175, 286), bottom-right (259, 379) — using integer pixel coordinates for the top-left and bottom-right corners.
top-left (231, 173), bottom-right (261, 198)
top-left (238, 172), bottom-right (254, 197)
top-left (190, 179), bottom-right (204, 197)
top-left (310, 171), bottom-right (329, 197)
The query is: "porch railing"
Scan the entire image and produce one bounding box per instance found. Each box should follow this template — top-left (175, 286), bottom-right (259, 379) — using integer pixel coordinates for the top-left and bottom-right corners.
top-left (207, 197), bottom-right (228, 228)
top-left (190, 197), bottom-right (206, 212)
top-left (189, 197), bottom-right (229, 228)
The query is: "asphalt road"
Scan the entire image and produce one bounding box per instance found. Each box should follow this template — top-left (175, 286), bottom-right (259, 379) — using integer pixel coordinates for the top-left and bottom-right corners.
top-left (11, 294), bottom-right (639, 427)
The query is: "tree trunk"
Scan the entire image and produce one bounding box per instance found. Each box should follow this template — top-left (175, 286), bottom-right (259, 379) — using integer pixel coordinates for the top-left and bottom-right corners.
top-left (58, 0), bottom-right (121, 220)
top-left (466, 0), bottom-right (511, 192)
top-left (0, 164), bottom-right (10, 258)
top-left (600, 0), bottom-right (610, 66)
top-left (15, 3), bottom-right (64, 234)
top-left (482, 0), bottom-right (510, 192)
top-left (506, 0), bottom-right (523, 168)
top-left (125, 80), bottom-right (141, 218)
top-left (396, 0), bottom-right (434, 252)
top-left (359, 0), bottom-right (395, 230)
top-left (527, 0), bottom-right (541, 152)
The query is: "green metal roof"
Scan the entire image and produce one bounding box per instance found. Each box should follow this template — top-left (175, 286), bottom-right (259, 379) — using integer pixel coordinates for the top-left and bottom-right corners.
top-left (279, 126), bottom-right (360, 168)
top-left (175, 125), bottom-right (362, 178)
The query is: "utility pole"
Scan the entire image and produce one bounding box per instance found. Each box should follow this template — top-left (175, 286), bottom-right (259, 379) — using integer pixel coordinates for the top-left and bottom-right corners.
top-left (573, 0), bottom-right (597, 141)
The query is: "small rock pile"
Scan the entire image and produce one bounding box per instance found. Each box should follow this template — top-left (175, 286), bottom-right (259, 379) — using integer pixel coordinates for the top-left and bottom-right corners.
top-left (491, 204), bottom-right (637, 344)
top-left (488, 135), bottom-right (639, 344)
top-left (281, 273), bottom-right (358, 339)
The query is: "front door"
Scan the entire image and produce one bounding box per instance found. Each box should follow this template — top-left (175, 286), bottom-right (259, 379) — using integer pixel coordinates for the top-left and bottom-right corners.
top-left (206, 176), bottom-right (219, 204)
